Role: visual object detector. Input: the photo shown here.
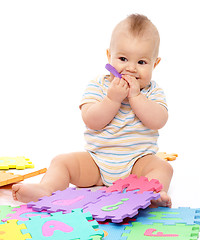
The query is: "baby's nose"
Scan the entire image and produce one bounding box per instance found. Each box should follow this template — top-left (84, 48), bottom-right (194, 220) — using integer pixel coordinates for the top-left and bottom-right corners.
top-left (126, 64), bottom-right (137, 73)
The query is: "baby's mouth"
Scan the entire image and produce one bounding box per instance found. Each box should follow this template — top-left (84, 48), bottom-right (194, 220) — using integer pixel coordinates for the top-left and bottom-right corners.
top-left (121, 72), bottom-right (139, 80)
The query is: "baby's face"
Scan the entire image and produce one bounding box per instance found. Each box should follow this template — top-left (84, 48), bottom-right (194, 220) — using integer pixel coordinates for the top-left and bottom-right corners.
top-left (107, 31), bottom-right (160, 89)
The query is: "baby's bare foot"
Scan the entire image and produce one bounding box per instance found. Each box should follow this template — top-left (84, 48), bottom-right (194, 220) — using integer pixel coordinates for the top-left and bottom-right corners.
top-left (12, 183), bottom-right (52, 203)
top-left (151, 191), bottom-right (172, 208)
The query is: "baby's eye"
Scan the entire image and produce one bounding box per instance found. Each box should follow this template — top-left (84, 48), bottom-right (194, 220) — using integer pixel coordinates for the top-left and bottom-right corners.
top-left (138, 60), bottom-right (147, 65)
top-left (119, 57), bottom-right (128, 62)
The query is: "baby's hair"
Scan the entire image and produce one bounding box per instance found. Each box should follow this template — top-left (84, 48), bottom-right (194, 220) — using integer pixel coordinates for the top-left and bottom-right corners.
top-left (126, 14), bottom-right (160, 57)
top-left (126, 14), bottom-right (159, 38)
top-left (110, 13), bottom-right (160, 57)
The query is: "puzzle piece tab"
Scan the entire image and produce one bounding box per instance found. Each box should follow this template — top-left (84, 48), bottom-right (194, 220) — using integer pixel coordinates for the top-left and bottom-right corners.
top-left (84, 191), bottom-right (160, 223)
top-left (0, 156), bottom-right (34, 169)
top-left (19, 209), bottom-right (104, 240)
top-left (121, 222), bottom-right (200, 240)
top-left (0, 219), bottom-right (31, 240)
top-left (135, 207), bottom-right (200, 225)
top-left (28, 187), bottom-right (109, 213)
top-left (102, 174), bottom-right (163, 194)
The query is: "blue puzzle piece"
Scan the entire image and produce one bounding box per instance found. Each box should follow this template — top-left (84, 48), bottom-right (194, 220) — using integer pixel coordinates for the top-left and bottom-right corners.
top-left (98, 219), bottom-right (135, 240)
top-left (19, 208), bottom-right (104, 240)
top-left (135, 207), bottom-right (200, 225)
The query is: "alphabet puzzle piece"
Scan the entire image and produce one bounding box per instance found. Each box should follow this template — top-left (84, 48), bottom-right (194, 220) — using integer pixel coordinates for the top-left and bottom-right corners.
top-left (121, 222), bottom-right (200, 240)
top-left (98, 218), bottom-right (135, 240)
top-left (0, 219), bottom-right (31, 240)
top-left (84, 191), bottom-right (160, 223)
top-left (102, 174), bottom-right (163, 193)
top-left (156, 152), bottom-right (178, 161)
top-left (19, 208), bottom-right (104, 240)
top-left (28, 187), bottom-right (109, 213)
top-left (3, 204), bottom-right (50, 222)
top-left (0, 156), bottom-right (34, 169)
top-left (135, 207), bottom-right (200, 225)
top-left (0, 168), bottom-right (47, 187)
top-left (0, 205), bottom-right (18, 221)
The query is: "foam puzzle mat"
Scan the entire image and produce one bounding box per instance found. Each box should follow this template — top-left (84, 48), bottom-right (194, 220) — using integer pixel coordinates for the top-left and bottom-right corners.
top-left (0, 156), bottom-right (34, 170)
top-left (0, 173), bottom-right (199, 239)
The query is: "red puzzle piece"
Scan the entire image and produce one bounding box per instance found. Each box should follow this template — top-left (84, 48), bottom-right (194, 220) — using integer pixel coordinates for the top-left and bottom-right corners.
top-left (102, 174), bottom-right (163, 193)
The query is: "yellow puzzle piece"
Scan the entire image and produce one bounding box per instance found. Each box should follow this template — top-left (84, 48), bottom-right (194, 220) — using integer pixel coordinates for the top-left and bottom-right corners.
top-left (156, 152), bottom-right (178, 161)
top-left (0, 219), bottom-right (31, 240)
top-left (0, 157), bottom-right (34, 170)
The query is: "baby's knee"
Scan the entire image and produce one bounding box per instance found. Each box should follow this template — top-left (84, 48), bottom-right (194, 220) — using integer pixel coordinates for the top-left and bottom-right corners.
top-left (51, 153), bottom-right (72, 166)
top-left (160, 159), bottom-right (173, 176)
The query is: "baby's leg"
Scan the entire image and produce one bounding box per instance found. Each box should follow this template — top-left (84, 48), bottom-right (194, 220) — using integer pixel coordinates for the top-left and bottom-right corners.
top-left (12, 152), bottom-right (102, 203)
top-left (131, 154), bottom-right (173, 207)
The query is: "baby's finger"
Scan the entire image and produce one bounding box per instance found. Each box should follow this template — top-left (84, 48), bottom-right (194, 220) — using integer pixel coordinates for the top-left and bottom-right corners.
top-left (112, 77), bottom-right (120, 85)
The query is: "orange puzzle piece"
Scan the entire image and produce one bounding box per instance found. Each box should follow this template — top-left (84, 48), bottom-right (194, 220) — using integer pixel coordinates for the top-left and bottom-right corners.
top-left (156, 152), bottom-right (178, 161)
top-left (0, 168), bottom-right (47, 187)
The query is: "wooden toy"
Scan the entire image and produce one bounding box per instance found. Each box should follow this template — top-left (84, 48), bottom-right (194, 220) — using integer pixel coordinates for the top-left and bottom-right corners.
top-left (0, 156), bottom-right (34, 170)
top-left (156, 152), bottom-right (178, 161)
top-left (0, 168), bottom-right (47, 187)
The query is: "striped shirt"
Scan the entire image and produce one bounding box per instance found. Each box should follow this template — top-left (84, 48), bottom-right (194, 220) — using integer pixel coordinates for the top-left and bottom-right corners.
top-left (80, 75), bottom-right (167, 186)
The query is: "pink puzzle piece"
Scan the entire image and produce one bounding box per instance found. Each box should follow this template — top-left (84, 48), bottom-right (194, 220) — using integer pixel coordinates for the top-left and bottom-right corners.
top-left (101, 174), bottom-right (163, 193)
top-left (2, 205), bottom-right (50, 222)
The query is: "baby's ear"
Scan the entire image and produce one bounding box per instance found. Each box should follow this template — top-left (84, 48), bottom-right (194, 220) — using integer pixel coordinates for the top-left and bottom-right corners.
top-left (106, 49), bottom-right (111, 62)
top-left (154, 57), bottom-right (161, 68)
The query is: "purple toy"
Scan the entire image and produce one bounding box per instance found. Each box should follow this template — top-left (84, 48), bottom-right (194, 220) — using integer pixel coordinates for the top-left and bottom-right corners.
top-left (84, 191), bottom-right (160, 223)
top-left (105, 63), bottom-right (122, 78)
top-left (27, 187), bottom-right (109, 213)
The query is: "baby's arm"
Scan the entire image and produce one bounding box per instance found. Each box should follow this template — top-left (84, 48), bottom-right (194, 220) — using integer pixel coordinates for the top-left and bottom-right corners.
top-left (81, 77), bottom-right (129, 130)
top-left (129, 94), bottom-right (168, 130)
top-left (123, 75), bottom-right (168, 130)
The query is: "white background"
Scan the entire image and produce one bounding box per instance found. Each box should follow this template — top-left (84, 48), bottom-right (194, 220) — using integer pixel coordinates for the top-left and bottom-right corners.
top-left (0, 0), bottom-right (200, 209)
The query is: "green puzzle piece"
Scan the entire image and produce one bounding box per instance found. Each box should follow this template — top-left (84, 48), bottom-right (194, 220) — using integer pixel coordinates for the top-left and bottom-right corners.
top-left (0, 205), bottom-right (19, 221)
top-left (121, 222), bottom-right (200, 240)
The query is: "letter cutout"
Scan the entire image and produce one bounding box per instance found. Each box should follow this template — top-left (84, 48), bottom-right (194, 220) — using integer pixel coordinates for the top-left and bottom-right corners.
top-left (42, 220), bottom-right (73, 237)
top-left (101, 198), bottom-right (129, 211)
top-left (144, 228), bottom-right (179, 237)
top-left (20, 211), bottom-right (49, 218)
top-left (52, 195), bottom-right (85, 205)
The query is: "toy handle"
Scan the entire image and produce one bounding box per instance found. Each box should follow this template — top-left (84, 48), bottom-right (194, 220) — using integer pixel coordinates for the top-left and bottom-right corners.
top-left (105, 64), bottom-right (122, 79)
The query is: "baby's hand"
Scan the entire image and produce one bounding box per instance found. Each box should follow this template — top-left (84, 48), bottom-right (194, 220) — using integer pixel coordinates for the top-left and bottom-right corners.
top-left (122, 75), bottom-right (140, 98)
top-left (107, 77), bottom-right (129, 103)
